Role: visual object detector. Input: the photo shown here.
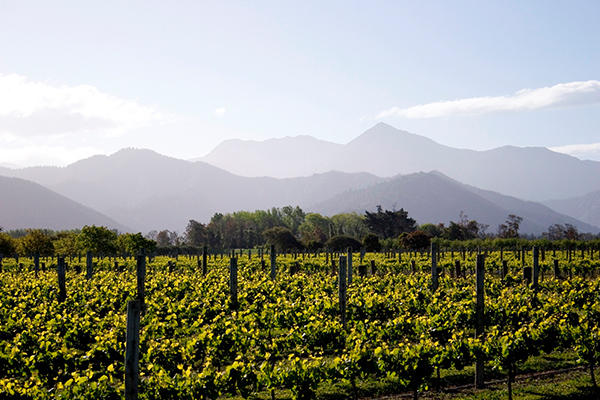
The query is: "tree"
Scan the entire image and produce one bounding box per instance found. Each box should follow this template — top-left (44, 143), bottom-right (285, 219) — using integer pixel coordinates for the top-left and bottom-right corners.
top-left (419, 223), bottom-right (443, 238)
top-left (54, 232), bottom-right (79, 257)
top-left (497, 215), bottom-right (523, 238)
top-left (18, 229), bottom-right (54, 256)
top-left (76, 225), bottom-right (118, 255)
top-left (399, 230), bottom-right (431, 250)
top-left (362, 233), bottom-right (382, 252)
top-left (263, 226), bottom-right (302, 252)
top-left (325, 235), bottom-right (362, 252)
top-left (299, 213), bottom-right (333, 244)
top-left (281, 206), bottom-right (306, 235)
top-left (0, 232), bottom-right (16, 256)
top-left (364, 206), bottom-right (416, 239)
top-left (118, 233), bottom-right (157, 255)
top-left (185, 220), bottom-right (207, 246)
top-left (331, 212), bottom-right (368, 239)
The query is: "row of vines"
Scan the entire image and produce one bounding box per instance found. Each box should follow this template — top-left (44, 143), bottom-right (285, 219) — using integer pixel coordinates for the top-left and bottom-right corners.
top-left (1, 250), bottom-right (600, 399)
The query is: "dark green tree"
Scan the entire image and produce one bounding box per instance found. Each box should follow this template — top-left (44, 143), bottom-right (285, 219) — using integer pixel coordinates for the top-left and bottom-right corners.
top-left (325, 235), bottom-right (362, 252)
top-left (400, 230), bottom-right (431, 250)
top-left (362, 233), bottom-right (382, 252)
top-left (263, 226), bottom-right (302, 252)
top-left (364, 206), bottom-right (416, 239)
top-left (185, 219), bottom-right (207, 246)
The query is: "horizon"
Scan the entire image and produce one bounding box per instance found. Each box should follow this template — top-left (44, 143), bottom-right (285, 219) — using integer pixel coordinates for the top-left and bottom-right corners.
top-left (1, 2), bottom-right (600, 167)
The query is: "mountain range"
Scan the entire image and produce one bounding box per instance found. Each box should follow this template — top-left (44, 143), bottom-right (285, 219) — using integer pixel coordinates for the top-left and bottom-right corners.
top-left (1, 123), bottom-right (598, 235)
top-left (198, 123), bottom-right (600, 202)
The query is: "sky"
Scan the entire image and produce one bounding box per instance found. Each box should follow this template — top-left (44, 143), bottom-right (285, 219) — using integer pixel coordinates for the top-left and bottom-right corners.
top-left (0, 1), bottom-right (599, 167)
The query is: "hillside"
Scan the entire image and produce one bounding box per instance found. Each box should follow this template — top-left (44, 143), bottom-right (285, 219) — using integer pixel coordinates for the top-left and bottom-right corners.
top-left (311, 172), bottom-right (599, 235)
top-left (544, 190), bottom-right (600, 229)
top-left (0, 176), bottom-right (129, 232)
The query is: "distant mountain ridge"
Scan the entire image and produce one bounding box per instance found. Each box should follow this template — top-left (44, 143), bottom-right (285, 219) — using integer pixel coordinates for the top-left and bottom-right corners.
top-left (0, 148), bottom-right (596, 235)
top-left (311, 171), bottom-right (599, 235)
top-left (197, 123), bottom-right (600, 202)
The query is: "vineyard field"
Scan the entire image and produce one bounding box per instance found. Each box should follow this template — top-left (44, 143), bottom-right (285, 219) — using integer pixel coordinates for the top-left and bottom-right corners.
top-left (1, 250), bottom-right (600, 399)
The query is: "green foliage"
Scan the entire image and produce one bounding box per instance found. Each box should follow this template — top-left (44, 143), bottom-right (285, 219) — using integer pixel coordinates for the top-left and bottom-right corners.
top-left (17, 229), bottom-right (54, 256)
top-left (76, 225), bottom-right (118, 255)
top-left (263, 226), bottom-right (302, 252)
top-left (399, 230), bottom-right (431, 250)
top-left (362, 233), bottom-right (382, 252)
top-left (364, 206), bottom-right (416, 239)
top-left (0, 232), bottom-right (16, 256)
top-left (325, 235), bottom-right (362, 252)
top-left (117, 232), bottom-right (157, 255)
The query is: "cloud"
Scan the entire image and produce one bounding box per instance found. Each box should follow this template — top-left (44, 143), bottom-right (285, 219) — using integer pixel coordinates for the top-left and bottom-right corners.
top-left (0, 73), bottom-right (174, 137)
top-left (214, 107), bottom-right (227, 118)
top-left (0, 144), bottom-right (104, 167)
top-left (550, 142), bottom-right (600, 157)
top-left (378, 81), bottom-right (600, 119)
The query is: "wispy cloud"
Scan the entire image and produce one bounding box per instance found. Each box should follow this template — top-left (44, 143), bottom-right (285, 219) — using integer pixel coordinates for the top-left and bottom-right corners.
top-left (0, 144), bottom-right (104, 167)
top-left (378, 81), bottom-right (600, 119)
top-left (0, 73), bottom-right (174, 137)
top-left (550, 142), bottom-right (600, 157)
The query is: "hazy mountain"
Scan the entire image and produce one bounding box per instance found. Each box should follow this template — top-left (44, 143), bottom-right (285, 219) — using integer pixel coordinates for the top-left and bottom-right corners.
top-left (311, 171), bottom-right (599, 235)
top-left (198, 123), bottom-right (600, 202)
top-left (1, 148), bottom-right (595, 235)
top-left (0, 149), bottom-right (382, 232)
top-left (0, 176), bottom-right (129, 232)
top-left (544, 190), bottom-right (600, 228)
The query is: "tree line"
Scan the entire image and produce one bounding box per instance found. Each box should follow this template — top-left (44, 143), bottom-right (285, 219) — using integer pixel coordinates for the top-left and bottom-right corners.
top-left (1, 206), bottom-right (599, 257)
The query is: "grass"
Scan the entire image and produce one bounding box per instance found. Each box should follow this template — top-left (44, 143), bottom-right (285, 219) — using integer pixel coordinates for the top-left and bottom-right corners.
top-left (239, 351), bottom-right (600, 400)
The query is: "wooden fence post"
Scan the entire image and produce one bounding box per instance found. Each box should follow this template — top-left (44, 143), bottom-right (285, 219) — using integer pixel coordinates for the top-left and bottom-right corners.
top-left (475, 253), bottom-right (485, 388)
top-left (125, 300), bottom-right (141, 400)
top-left (339, 255), bottom-right (347, 330)
top-left (553, 259), bottom-right (560, 279)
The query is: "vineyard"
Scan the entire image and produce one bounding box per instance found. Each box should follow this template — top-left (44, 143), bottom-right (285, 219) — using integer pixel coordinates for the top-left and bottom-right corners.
top-left (1, 248), bottom-right (600, 399)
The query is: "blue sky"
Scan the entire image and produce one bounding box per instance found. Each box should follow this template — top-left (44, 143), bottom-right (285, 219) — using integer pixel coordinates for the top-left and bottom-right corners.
top-left (0, 1), bottom-right (599, 166)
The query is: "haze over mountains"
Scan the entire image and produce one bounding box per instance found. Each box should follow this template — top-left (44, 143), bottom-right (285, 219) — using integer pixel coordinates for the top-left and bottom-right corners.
top-left (199, 123), bottom-right (600, 202)
top-left (1, 123), bottom-right (598, 235)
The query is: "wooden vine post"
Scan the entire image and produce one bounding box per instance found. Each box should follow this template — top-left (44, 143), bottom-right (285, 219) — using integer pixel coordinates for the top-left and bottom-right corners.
top-left (202, 246), bottom-right (208, 275)
top-left (431, 242), bottom-right (438, 291)
top-left (475, 253), bottom-right (485, 388)
top-left (270, 245), bottom-right (277, 280)
top-left (34, 252), bottom-right (40, 278)
top-left (532, 246), bottom-right (539, 290)
top-left (137, 252), bottom-right (146, 312)
top-left (125, 300), bottom-right (141, 400)
top-left (347, 247), bottom-right (353, 286)
top-left (86, 251), bottom-right (93, 280)
top-left (230, 257), bottom-right (238, 308)
top-left (57, 256), bottom-right (67, 302)
top-left (338, 255), bottom-right (347, 330)
top-left (553, 259), bottom-right (560, 279)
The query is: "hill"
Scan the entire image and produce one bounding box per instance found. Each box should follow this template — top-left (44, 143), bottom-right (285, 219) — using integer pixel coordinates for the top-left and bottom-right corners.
top-left (311, 171), bottom-right (599, 235)
top-left (0, 176), bottom-right (129, 232)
